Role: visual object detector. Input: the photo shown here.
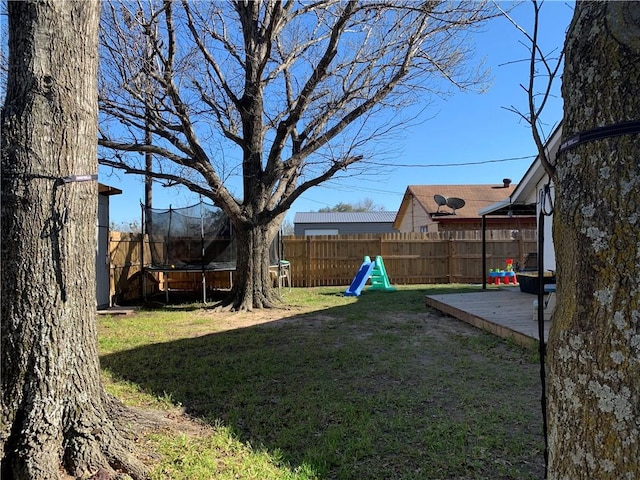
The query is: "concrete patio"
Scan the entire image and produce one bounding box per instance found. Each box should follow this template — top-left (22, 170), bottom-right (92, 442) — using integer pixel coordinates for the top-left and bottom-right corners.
top-left (425, 287), bottom-right (552, 348)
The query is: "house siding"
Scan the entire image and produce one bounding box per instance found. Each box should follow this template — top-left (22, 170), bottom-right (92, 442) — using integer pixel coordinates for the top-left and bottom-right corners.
top-left (396, 197), bottom-right (431, 233)
top-left (533, 179), bottom-right (555, 271)
top-left (293, 211), bottom-right (397, 236)
top-left (294, 222), bottom-right (396, 236)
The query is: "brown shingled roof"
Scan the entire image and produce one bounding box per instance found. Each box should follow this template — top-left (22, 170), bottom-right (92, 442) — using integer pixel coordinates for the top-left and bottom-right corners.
top-left (402, 184), bottom-right (517, 220)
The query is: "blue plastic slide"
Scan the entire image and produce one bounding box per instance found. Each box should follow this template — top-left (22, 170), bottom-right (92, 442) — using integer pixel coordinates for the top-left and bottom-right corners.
top-left (344, 257), bottom-right (375, 297)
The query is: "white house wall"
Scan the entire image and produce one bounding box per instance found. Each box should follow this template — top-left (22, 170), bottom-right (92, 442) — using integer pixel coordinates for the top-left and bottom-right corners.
top-left (533, 177), bottom-right (556, 272)
top-left (397, 197), bottom-right (431, 233)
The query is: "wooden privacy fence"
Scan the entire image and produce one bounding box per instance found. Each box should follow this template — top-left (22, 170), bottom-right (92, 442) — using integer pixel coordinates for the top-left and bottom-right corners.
top-left (109, 232), bottom-right (236, 304)
top-left (283, 231), bottom-right (537, 287)
top-left (108, 230), bottom-right (536, 301)
top-left (109, 232), bottom-right (158, 304)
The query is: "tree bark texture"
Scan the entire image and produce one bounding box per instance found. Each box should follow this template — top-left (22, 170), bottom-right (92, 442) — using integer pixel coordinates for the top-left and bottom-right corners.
top-left (1, 1), bottom-right (145, 478)
top-left (230, 217), bottom-right (284, 311)
top-left (548, 2), bottom-right (640, 478)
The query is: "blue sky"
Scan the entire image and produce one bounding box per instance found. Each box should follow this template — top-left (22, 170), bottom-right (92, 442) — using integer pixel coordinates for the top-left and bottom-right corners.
top-left (102, 1), bottom-right (575, 228)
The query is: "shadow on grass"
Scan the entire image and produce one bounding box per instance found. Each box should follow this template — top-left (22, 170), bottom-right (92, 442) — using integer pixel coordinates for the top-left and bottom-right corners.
top-left (101, 287), bottom-right (544, 480)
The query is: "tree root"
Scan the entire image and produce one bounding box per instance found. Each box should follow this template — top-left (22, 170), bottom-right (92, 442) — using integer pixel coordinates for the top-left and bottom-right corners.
top-left (205, 287), bottom-right (284, 312)
top-left (63, 429), bottom-right (146, 479)
top-left (67, 396), bottom-right (168, 479)
top-left (2, 395), bottom-right (164, 480)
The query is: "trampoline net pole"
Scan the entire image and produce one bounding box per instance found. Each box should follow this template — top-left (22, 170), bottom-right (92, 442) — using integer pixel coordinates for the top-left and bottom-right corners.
top-left (141, 203), bottom-right (146, 302)
top-left (200, 198), bottom-right (206, 303)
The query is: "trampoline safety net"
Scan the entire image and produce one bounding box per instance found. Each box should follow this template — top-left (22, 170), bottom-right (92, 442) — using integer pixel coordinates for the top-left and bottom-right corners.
top-left (144, 202), bottom-right (280, 270)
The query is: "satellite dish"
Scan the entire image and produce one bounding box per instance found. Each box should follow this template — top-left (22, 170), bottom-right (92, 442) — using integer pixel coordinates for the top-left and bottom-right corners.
top-left (434, 194), bottom-right (447, 213)
top-left (446, 197), bottom-right (466, 214)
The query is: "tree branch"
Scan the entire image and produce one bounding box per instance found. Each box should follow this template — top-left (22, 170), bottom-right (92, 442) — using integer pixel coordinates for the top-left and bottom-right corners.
top-left (497, 0), bottom-right (565, 177)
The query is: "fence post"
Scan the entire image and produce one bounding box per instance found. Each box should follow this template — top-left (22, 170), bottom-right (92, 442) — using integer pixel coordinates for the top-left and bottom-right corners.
top-left (305, 236), bottom-right (311, 287)
top-left (517, 233), bottom-right (524, 266)
top-left (140, 232), bottom-right (145, 301)
top-left (448, 237), bottom-right (456, 283)
top-left (109, 232), bottom-right (116, 305)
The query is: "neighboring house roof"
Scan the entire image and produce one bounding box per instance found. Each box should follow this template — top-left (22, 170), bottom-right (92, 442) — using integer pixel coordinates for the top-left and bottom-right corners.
top-left (294, 211), bottom-right (398, 224)
top-left (393, 184), bottom-right (518, 229)
top-left (98, 183), bottom-right (123, 196)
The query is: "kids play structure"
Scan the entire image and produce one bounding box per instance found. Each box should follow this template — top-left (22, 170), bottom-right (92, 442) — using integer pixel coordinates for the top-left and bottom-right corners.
top-left (142, 201), bottom-right (283, 302)
top-left (344, 255), bottom-right (396, 296)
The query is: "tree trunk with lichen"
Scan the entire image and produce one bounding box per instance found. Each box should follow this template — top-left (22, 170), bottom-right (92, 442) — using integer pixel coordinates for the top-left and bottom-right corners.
top-left (230, 220), bottom-right (282, 311)
top-left (1, 1), bottom-right (146, 478)
top-left (548, 2), bottom-right (640, 478)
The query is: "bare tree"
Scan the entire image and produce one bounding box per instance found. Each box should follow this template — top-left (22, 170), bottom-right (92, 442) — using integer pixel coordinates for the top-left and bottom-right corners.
top-left (497, 0), bottom-right (564, 176)
top-left (318, 198), bottom-right (386, 212)
top-left (547, 2), bottom-right (640, 478)
top-left (281, 218), bottom-right (295, 236)
top-left (1, 1), bottom-right (146, 478)
top-left (98, 0), bottom-right (496, 310)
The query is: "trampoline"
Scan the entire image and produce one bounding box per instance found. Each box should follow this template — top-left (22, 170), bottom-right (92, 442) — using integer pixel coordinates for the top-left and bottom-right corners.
top-left (142, 201), bottom-right (282, 302)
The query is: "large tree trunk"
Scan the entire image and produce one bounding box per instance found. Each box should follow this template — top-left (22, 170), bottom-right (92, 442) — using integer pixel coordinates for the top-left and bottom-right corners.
top-left (229, 218), bottom-right (283, 311)
top-left (1, 2), bottom-right (145, 478)
top-left (548, 2), bottom-right (640, 478)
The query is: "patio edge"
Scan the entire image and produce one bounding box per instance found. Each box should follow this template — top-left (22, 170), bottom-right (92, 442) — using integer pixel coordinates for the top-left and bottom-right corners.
top-left (425, 294), bottom-right (537, 349)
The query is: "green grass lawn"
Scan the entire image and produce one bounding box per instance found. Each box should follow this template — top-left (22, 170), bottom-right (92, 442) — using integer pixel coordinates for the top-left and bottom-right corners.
top-left (98, 284), bottom-right (544, 479)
